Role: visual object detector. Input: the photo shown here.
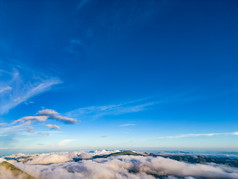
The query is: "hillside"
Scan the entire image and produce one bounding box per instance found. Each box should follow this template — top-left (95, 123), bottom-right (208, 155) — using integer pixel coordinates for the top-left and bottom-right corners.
top-left (0, 161), bottom-right (34, 179)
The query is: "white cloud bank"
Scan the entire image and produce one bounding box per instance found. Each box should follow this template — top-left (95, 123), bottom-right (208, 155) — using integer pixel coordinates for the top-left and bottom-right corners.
top-left (19, 150), bottom-right (119, 165)
top-left (10, 154), bottom-right (238, 179)
top-left (2, 150), bottom-right (238, 179)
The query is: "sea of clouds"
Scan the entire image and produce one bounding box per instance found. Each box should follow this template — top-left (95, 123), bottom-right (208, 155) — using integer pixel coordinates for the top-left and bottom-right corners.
top-left (1, 150), bottom-right (238, 179)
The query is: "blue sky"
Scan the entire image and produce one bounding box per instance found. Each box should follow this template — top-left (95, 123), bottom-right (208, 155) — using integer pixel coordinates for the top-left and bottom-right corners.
top-left (0, 0), bottom-right (238, 153)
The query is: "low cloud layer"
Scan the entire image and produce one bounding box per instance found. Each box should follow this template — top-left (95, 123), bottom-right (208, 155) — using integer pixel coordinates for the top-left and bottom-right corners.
top-left (2, 150), bottom-right (238, 179)
top-left (23, 150), bottom-right (120, 165)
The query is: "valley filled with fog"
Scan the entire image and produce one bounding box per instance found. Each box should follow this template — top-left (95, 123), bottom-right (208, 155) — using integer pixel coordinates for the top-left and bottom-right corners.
top-left (1, 150), bottom-right (238, 179)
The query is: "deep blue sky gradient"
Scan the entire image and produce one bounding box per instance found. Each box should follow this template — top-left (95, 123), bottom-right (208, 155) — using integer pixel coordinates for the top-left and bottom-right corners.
top-left (0, 0), bottom-right (238, 152)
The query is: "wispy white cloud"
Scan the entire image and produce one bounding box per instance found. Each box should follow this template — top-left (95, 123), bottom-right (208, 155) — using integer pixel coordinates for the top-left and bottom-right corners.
top-left (0, 108), bottom-right (76, 147)
top-left (0, 124), bottom-right (52, 138)
top-left (0, 123), bottom-right (34, 148)
top-left (66, 100), bottom-right (154, 120)
top-left (37, 109), bottom-right (77, 124)
top-left (58, 139), bottom-right (75, 146)
top-left (65, 88), bottom-right (227, 122)
top-left (120, 123), bottom-right (136, 127)
top-left (0, 86), bottom-right (12, 94)
top-left (159, 131), bottom-right (238, 139)
top-left (12, 116), bottom-right (48, 124)
top-left (45, 124), bottom-right (60, 130)
top-left (12, 109), bottom-right (77, 127)
top-left (0, 63), bottom-right (62, 115)
top-left (0, 77), bottom-right (61, 115)
top-left (0, 123), bottom-right (27, 134)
